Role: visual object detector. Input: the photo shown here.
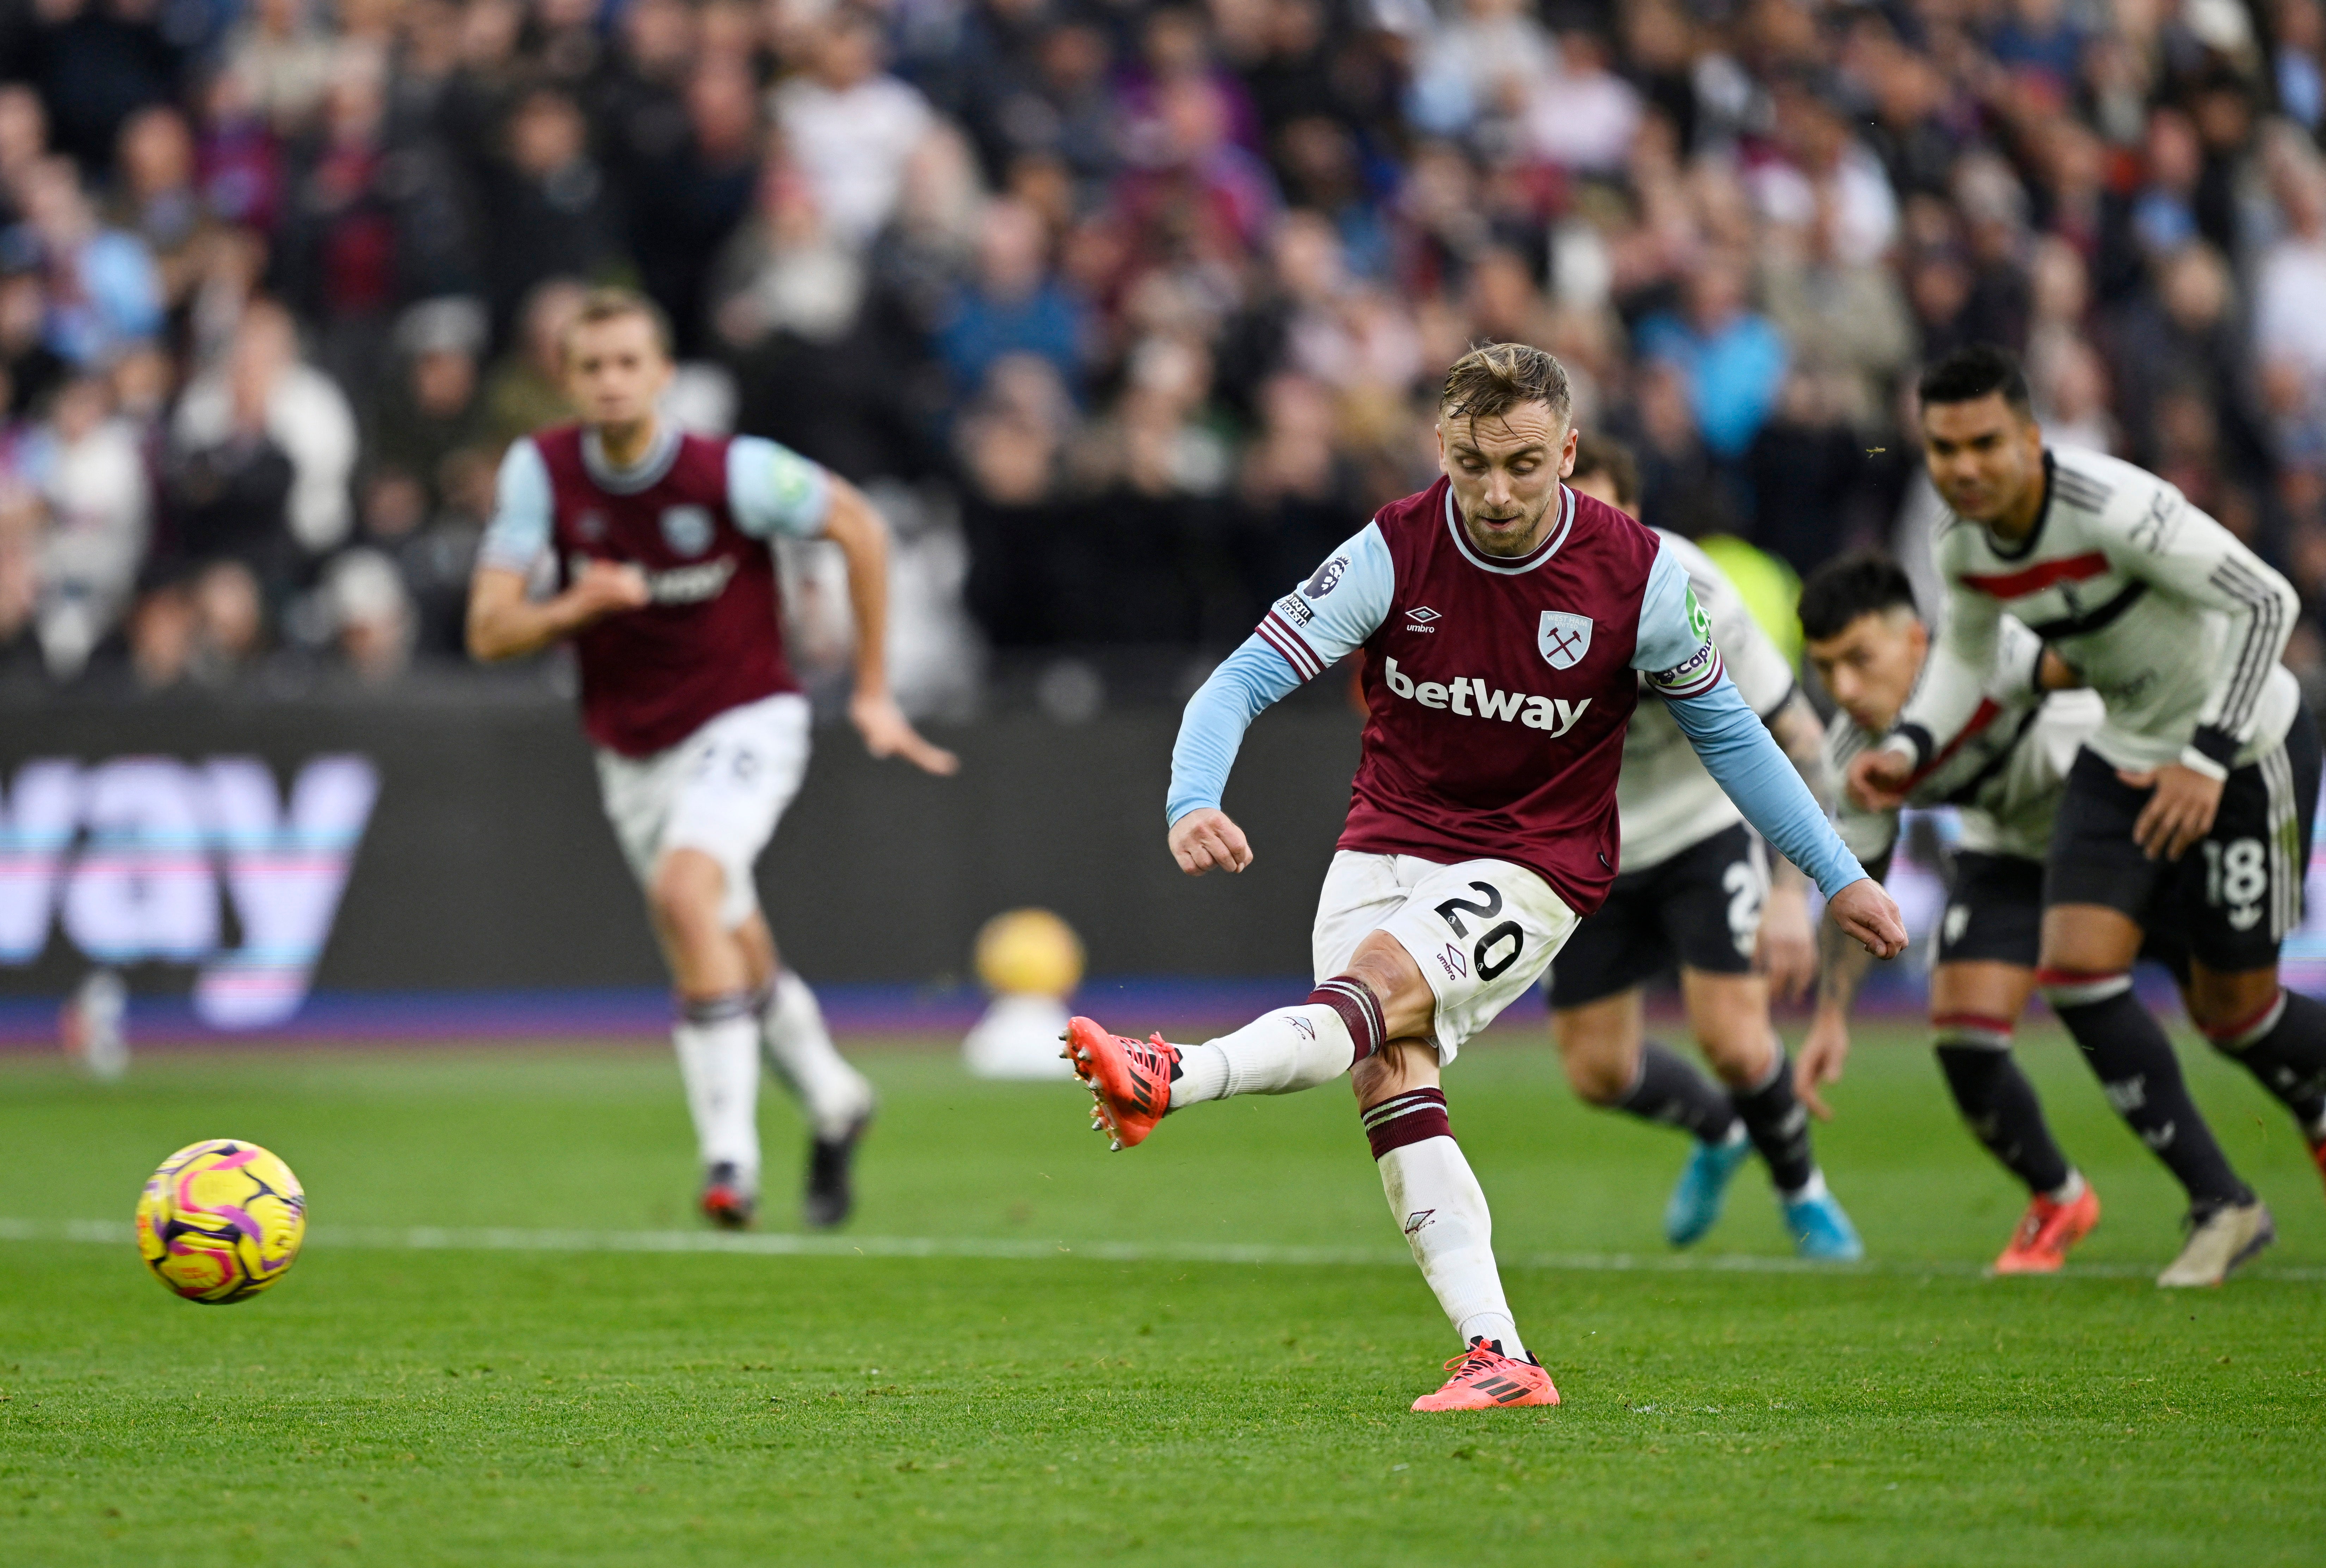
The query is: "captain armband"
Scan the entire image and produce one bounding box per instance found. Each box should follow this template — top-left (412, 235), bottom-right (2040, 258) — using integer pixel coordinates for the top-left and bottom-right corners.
top-left (1646, 640), bottom-right (1724, 700)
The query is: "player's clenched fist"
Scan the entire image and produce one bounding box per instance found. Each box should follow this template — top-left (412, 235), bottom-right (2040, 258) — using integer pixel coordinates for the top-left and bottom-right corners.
top-left (572, 558), bottom-right (651, 616)
top-left (1826, 877), bottom-right (1908, 959)
top-left (1845, 747), bottom-right (1915, 812)
top-left (1168, 807), bottom-right (1253, 876)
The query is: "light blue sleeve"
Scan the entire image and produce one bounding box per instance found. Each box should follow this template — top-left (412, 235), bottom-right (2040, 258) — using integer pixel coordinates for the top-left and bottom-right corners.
top-left (1668, 677), bottom-right (1868, 898)
top-left (477, 438), bottom-right (554, 572)
top-left (1166, 523), bottom-right (1394, 825)
top-left (1166, 639), bottom-right (1309, 825)
top-left (1631, 539), bottom-right (1867, 896)
top-left (727, 435), bottom-right (833, 539)
top-left (1631, 541), bottom-right (1722, 691)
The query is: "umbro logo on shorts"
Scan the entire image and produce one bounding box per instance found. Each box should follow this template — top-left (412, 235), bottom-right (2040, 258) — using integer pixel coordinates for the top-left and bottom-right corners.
top-left (1381, 657), bottom-right (1591, 736)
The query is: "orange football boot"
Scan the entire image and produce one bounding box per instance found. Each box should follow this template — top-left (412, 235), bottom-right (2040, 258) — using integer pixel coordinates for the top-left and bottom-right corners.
top-left (2309, 1133), bottom-right (2326, 1200)
top-left (1990, 1182), bottom-right (2100, 1274)
top-left (1410, 1338), bottom-right (1559, 1412)
top-left (700, 1162), bottom-right (755, 1230)
top-left (1061, 1016), bottom-right (1178, 1150)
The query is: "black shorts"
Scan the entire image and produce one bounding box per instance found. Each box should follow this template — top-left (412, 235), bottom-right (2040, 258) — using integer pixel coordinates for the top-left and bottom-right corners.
top-left (1547, 823), bottom-right (1765, 1010)
top-left (1932, 849), bottom-right (2192, 988)
top-left (1935, 850), bottom-right (2045, 968)
top-left (2044, 704), bottom-right (2322, 973)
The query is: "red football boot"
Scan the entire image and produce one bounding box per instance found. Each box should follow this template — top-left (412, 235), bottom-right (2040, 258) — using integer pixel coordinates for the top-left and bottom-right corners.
top-left (1061, 1016), bottom-right (1177, 1150)
top-left (700, 1162), bottom-right (756, 1230)
top-left (1990, 1182), bottom-right (2100, 1275)
top-left (1410, 1338), bottom-right (1560, 1412)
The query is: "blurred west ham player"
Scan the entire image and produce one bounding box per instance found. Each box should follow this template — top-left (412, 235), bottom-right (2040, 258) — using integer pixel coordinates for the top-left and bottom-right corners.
top-left (466, 288), bottom-right (956, 1229)
top-left (1062, 345), bottom-right (1907, 1412)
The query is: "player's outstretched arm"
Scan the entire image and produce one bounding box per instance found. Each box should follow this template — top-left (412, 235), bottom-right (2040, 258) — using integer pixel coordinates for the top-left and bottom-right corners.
top-left (1633, 542), bottom-right (1905, 957)
top-left (1165, 641), bottom-right (1303, 876)
top-left (1666, 676), bottom-right (1907, 958)
top-left (1164, 524), bottom-right (1394, 876)
top-left (819, 478), bottom-right (959, 778)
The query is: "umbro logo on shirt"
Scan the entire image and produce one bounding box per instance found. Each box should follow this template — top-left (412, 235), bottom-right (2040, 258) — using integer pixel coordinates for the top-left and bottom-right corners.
top-left (1382, 657), bottom-right (1591, 736)
top-left (1405, 606), bottom-right (1442, 633)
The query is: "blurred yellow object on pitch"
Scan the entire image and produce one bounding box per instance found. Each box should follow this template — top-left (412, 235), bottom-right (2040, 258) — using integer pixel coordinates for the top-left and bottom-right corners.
top-left (974, 908), bottom-right (1085, 997)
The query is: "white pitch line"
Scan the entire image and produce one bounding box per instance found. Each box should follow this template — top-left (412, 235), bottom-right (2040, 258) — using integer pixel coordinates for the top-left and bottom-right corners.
top-left (9, 1217), bottom-right (2325, 1282)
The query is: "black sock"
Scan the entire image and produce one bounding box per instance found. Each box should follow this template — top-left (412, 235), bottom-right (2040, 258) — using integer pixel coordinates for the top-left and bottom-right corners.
top-left (2047, 983), bottom-right (2252, 1206)
top-left (1934, 1043), bottom-right (2071, 1194)
top-left (2207, 989), bottom-right (2326, 1134)
top-left (1731, 1045), bottom-right (1815, 1193)
top-left (1610, 1040), bottom-right (1741, 1143)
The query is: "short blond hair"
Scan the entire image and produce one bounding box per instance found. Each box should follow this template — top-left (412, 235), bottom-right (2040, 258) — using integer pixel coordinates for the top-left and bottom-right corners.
top-left (1439, 342), bottom-right (1571, 427)
top-left (560, 286), bottom-right (674, 362)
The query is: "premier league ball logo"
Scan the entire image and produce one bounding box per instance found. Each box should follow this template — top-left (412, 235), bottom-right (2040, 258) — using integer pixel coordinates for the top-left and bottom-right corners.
top-left (659, 505), bottom-right (714, 558)
top-left (1538, 611), bottom-right (1592, 669)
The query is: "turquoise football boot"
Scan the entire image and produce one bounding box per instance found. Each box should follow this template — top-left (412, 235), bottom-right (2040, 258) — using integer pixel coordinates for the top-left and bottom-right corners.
top-left (1782, 1186), bottom-right (1865, 1261)
top-left (1664, 1126), bottom-right (1752, 1247)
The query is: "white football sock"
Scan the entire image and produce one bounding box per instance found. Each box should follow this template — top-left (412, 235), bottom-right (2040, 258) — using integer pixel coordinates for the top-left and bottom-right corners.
top-left (1170, 1004), bottom-right (1354, 1106)
top-left (1379, 1134), bottom-right (1525, 1359)
top-left (674, 1009), bottom-right (760, 1186)
top-left (761, 971), bottom-right (874, 1140)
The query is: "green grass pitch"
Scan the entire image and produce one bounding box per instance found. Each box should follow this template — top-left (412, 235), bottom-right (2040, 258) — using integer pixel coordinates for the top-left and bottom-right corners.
top-left (1, 1020), bottom-right (2321, 1567)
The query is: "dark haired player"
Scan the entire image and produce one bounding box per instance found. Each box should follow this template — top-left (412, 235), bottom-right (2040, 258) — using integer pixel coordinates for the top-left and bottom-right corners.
top-left (1062, 344), bottom-right (1906, 1411)
top-left (1851, 345), bottom-right (2326, 1286)
top-left (1800, 554), bottom-right (2201, 1272)
top-left (1550, 437), bottom-right (1862, 1259)
top-left (467, 288), bottom-right (957, 1230)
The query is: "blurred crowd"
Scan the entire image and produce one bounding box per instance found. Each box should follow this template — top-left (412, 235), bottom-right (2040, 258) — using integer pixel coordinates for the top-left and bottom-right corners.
top-left (5, 0), bottom-right (2326, 705)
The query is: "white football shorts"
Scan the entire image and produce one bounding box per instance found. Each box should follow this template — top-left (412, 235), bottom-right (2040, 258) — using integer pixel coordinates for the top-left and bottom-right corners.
top-left (1311, 851), bottom-right (1578, 1064)
top-left (594, 692), bottom-right (812, 929)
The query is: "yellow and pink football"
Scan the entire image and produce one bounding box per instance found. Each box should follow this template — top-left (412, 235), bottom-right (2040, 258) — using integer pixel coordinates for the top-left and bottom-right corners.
top-left (134, 1140), bottom-right (306, 1304)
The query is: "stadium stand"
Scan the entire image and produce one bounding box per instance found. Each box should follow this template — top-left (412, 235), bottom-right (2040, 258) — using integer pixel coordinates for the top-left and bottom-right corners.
top-left (0, 0), bottom-right (2321, 717)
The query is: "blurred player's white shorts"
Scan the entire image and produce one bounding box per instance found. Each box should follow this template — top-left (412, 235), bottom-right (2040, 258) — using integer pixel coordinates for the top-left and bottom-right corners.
top-left (594, 693), bottom-right (812, 929)
top-left (1312, 851), bottom-right (1577, 1064)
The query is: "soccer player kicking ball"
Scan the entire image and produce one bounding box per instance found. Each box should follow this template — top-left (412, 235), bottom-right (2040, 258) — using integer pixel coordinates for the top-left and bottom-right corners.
top-left (1548, 437), bottom-right (1863, 1259)
top-left (1798, 553), bottom-right (2259, 1275)
top-left (1064, 345), bottom-right (1906, 1411)
top-left (466, 288), bottom-right (957, 1230)
top-left (1851, 345), bottom-right (2326, 1286)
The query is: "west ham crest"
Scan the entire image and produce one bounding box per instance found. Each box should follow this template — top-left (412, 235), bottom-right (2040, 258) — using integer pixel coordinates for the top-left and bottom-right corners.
top-left (1538, 610), bottom-right (1592, 669)
top-left (660, 505), bottom-right (714, 557)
